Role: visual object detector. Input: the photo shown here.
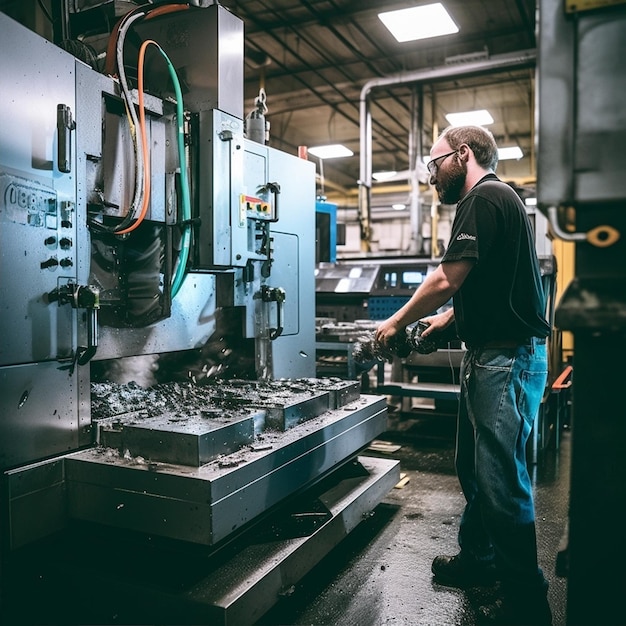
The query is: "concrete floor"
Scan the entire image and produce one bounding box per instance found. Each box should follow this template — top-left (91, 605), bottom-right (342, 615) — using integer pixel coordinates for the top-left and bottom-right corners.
top-left (1, 409), bottom-right (569, 626)
top-left (258, 412), bottom-right (570, 626)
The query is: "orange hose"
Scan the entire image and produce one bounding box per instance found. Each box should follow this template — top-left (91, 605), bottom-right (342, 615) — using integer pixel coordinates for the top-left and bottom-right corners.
top-left (104, 12), bottom-right (125, 76)
top-left (144, 3), bottom-right (191, 21)
top-left (115, 38), bottom-right (155, 235)
top-left (104, 4), bottom-right (190, 77)
top-left (102, 4), bottom-right (192, 234)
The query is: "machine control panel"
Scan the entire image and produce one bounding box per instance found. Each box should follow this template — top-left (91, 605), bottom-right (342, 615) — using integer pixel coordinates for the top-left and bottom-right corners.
top-left (1, 173), bottom-right (57, 228)
top-left (0, 172), bottom-right (76, 277)
top-left (0, 169), bottom-right (77, 366)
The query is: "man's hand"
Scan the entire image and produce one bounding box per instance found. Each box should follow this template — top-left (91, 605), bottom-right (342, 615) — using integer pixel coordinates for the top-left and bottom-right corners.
top-left (372, 261), bottom-right (467, 347)
top-left (419, 309), bottom-right (455, 338)
top-left (375, 316), bottom-right (402, 347)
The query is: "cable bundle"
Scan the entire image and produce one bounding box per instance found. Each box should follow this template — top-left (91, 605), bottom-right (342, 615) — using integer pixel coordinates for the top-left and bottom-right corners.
top-left (99, 3), bottom-right (192, 297)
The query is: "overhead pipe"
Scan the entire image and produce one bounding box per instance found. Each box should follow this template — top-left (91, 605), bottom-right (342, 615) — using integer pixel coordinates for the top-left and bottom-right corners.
top-left (430, 89), bottom-right (440, 259)
top-left (358, 48), bottom-right (536, 250)
top-left (407, 86), bottom-right (423, 255)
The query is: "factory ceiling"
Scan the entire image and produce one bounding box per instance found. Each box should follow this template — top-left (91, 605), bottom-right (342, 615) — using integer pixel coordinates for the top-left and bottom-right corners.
top-left (1, 0), bottom-right (537, 200)
top-left (223, 0), bottom-right (538, 197)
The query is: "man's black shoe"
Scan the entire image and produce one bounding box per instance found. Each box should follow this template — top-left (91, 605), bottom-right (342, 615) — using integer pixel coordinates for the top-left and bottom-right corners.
top-left (431, 554), bottom-right (498, 588)
top-left (477, 594), bottom-right (552, 626)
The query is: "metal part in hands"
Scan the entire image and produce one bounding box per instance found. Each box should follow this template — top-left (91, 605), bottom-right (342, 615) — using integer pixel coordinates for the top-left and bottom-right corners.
top-left (352, 329), bottom-right (411, 363)
top-left (408, 321), bottom-right (439, 354)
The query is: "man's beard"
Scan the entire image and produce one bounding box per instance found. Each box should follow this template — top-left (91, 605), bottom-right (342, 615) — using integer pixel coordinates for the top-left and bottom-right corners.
top-left (435, 158), bottom-right (466, 205)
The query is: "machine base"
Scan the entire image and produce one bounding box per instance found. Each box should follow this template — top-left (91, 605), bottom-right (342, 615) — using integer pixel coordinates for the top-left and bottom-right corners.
top-left (1, 455), bottom-right (399, 626)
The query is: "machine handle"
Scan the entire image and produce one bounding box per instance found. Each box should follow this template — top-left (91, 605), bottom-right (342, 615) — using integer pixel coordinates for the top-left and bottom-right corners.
top-left (261, 285), bottom-right (285, 340)
top-left (57, 104), bottom-right (76, 174)
top-left (77, 307), bottom-right (99, 365)
top-left (257, 182), bottom-right (280, 222)
top-left (48, 283), bottom-right (100, 366)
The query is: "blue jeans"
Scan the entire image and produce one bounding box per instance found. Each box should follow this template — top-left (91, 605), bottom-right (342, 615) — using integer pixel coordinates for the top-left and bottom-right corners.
top-left (456, 341), bottom-right (548, 594)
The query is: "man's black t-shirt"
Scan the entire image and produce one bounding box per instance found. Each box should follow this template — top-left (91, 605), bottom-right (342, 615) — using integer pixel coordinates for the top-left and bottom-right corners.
top-left (441, 173), bottom-right (550, 345)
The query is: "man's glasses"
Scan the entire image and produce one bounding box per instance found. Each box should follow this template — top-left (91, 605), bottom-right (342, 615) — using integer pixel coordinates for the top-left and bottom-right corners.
top-left (426, 150), bottom-right (458, 176)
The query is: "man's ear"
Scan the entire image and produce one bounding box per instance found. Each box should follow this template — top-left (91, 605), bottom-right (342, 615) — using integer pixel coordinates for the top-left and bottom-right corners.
top-left (458, 144), bottom-right (470, 162)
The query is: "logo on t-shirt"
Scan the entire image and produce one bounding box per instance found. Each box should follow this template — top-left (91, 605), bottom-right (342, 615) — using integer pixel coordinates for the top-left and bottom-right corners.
top-left (457, 233), bottom-right (476, 241)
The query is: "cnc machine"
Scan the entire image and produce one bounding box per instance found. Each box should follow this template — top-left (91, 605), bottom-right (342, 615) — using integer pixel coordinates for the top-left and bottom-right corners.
top-left (0, 4), bottom-right (399, 623)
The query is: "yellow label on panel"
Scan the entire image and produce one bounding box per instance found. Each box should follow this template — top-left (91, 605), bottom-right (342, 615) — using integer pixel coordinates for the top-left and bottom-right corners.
top-left (565, 0), bottom-right (626, 13)
top-left (239, 194), bottom-right (272, 225)
top-left (239, 194), bottom-right (247, 227)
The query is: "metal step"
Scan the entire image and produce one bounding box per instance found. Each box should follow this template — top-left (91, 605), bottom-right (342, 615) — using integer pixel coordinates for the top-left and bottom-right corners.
top-left (191, 455), bottom-right (400, 626)
top-left (1, 455), bottom-right (400, 626)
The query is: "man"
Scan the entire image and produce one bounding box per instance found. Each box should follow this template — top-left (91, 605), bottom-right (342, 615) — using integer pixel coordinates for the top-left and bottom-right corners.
top-left (375, 125), bottom-right (552, 626)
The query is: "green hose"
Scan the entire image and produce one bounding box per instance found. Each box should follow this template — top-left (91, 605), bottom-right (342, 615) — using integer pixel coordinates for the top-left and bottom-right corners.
top-left (152, 44), bottom-right (191, 299)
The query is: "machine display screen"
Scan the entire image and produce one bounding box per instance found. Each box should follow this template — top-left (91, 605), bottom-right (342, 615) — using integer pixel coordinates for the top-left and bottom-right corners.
top-left (402, 271), bottom-right (424, 287)
top-left (381, 269), bottom-right (426, 289)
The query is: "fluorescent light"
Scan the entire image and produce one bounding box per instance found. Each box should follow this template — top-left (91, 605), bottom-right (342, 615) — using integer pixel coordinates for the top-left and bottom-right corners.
top-left (525, 197), bottom-right (537, 206)
top-left (392, 203), bottom-right (407, 211)
top-left (445, 109), bottom-right (494, 126)
top-left (498, 146), bottom-right (523, 161)
top-left (378, 3), bottom-right (459, 43)
top-left (372, 170), bottom-right (398, 182)
top-left (308, 144), bottom-right (353, 159)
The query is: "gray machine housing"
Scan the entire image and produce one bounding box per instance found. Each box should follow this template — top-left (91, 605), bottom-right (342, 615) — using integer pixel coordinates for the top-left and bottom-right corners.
top-left (0, 6), bottom-right (317, 471)
top-left (0, 11), bottom-right (397, 619)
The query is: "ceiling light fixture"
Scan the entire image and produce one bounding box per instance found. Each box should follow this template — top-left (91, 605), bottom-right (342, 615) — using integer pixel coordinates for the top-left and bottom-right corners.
top-left (372, 170), bottom-right (398, 182)
top-left (378, 3), bottom-right (459, 43)
top-left (445, 109), bottom-right (494, 126)
top-left (498, 146), bottom-right (524, 161)
top-left (308, 144), bottom-right (354, 159)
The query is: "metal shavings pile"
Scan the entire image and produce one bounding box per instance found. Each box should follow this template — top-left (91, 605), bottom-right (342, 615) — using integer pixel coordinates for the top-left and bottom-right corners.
top-left (90, 380), bottom-right (219, 419)
top-left (90, 377), bottom-right (346, 420)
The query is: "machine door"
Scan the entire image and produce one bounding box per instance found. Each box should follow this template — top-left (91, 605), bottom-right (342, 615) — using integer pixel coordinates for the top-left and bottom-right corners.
top-left (0, 13), bottom-right (77, 367)
top-left (266, 146), bottom-right (316, 379)
top-left (0, 14), bottom-right (89, 470)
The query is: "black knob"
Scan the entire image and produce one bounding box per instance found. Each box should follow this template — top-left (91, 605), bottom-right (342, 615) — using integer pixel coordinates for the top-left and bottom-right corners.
top-left (40, 258), bottom-right (58, 269)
